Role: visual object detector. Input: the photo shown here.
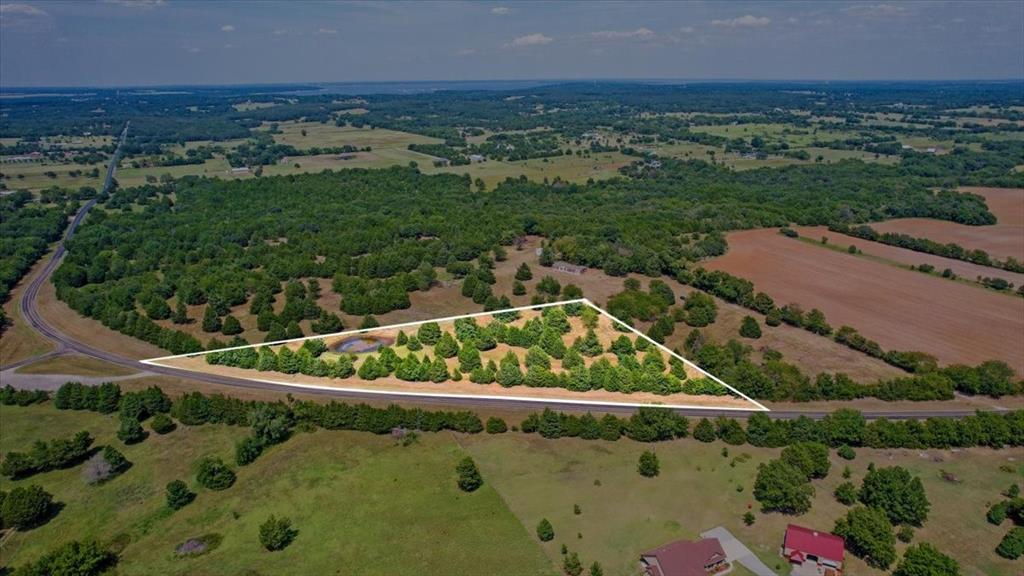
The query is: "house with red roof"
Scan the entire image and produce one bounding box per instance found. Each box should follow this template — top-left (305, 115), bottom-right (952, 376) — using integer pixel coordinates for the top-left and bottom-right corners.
top-left (781, 524), bottom-right (845, 575)
top-left (639, 537), bottom-right (730, 576)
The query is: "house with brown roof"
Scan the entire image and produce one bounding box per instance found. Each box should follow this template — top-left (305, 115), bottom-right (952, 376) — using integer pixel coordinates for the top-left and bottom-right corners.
top-left (639, 537), bottom-right (730, 576)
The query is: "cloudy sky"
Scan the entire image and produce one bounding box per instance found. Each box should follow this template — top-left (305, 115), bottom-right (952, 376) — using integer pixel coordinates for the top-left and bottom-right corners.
top-left (1, 0), bottom-right (1021, 87)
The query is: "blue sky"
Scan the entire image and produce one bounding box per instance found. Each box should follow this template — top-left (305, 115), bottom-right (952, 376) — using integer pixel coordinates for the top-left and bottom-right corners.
top-left (1, 1), bottom-right (1021, 87)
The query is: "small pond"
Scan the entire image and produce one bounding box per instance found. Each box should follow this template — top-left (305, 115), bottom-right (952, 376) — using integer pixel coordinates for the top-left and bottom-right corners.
top-left (332, 335), bottom-right (393, 354)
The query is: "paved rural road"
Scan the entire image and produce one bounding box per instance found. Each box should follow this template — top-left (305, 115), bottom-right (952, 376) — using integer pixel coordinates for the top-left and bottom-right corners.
top-left (5, 122), bottom-right (1007, 420)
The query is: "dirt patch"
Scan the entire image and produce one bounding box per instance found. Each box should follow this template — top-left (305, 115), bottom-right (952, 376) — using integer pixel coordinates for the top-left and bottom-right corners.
top-left (15, 354), bottom-right (137, 377)
top-left (706, 228), bottom-right (1024, 373)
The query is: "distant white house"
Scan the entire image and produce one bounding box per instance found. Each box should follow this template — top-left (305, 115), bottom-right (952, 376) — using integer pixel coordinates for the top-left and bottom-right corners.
top-left (469, 154), bottom-right (486, 162)
top-left (230, 166), bottom-right (250, 174)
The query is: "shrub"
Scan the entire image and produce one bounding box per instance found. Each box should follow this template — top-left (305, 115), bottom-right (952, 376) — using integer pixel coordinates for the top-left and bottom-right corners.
top-left (1, 485), bottom-right (54, 529)
top-left (988, 501), bottom-right (1008, 525)
top-left (897, 525), bottom-right (914, 543)
top-left (485, 417), bottom-right (508, 434)
top-left (196, 457), bottom-right (236, 491)
top-left (258, 515), bottom-right (297, 551)
top-left (12, 540), bottom-right (115, 576)
top-left (536, 518), bottom-right (554, 541)
top-left (739, 316), bottom-right (762, 339)
top-left (150, 413), bottom-right (176, 434)
top-left (117, 417), bottom-right (146, 444)
top-left (837, 445), bottom-right (856, 460)
top-left (235, 436), bottom-right (264, 466)
top-left (638, 450), bottom-right (660, 478)
top-left (835, 482), bottom-right (858, 506)
top-left (693, 418), bottom-right (716, 442)
top-left (456, 457), bottom-right (482, 492)
top-left (893, 542), bottom-right (959, 576)
top-left (743, 511), bottom-right (755, 526)
top-left (996, 526), bottom-right (1024, 560)
top-left (166, 480), bottom-right (195, 510)
top-left (563, 551), bottom-right (583, 576)
top-left (780, 442), bottom-right (830, 479)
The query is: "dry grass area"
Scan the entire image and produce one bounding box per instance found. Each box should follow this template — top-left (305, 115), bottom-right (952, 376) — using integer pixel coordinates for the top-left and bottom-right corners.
top-left (0, 251), bottom-right (56, 366)
top-left (15, 354), bottom-right (137, 377)
top-left (870, 187), bottom-right (1024, 262)
top-left (268, 121), bottom-right (440, 150)
top-left (462, 435), bottom-right (1023, 576)
top-left (153, 305), bottom-right (755, 410)
top-left (707, 228), bottom-right (1024, 373)
top-left (36, 277), bottom-right (165, 360)
top-left (0, 161), bottom-right (105, 192)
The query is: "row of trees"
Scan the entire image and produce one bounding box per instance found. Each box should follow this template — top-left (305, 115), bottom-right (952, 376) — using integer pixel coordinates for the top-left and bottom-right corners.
top-left (521, 407), bottom-right (1024, 450)
top-left (831, 222), bottom-right (1024, 274)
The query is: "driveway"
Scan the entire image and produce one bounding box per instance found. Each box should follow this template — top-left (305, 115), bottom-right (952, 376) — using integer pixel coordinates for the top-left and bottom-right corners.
top-left (701, 527), bottom-right (777, 576)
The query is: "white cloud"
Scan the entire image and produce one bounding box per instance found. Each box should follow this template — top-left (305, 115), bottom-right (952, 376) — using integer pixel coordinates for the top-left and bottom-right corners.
top-left (456, 48), bottom-right (477, 56)
top-left (0, 3), bottom-right (47, 16)
top-left (590, 27), bottom-right (656, 40)
top-left (508, 33), bottom-right (553, 47)
top-left (711, 15), bottom-right (771, 28)
top-left (842, 3), bottom-right (907, 17)
top-left (272, 28), bottom-right (289, 36)
top-left (679, 26), bottom-right (695, 34)
top-left (317, 27), bottom-right (338, 35)
top-left (491, 6), bottom-right (511, 15)
top-left (102, 0), bottom-right (165, 8)
top-left (221, 24), bottom-right (235, 32)
top-left (186, 47), bottom-right (201, 53)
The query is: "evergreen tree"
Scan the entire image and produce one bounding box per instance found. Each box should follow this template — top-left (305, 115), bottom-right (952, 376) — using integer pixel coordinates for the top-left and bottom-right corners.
top-left (458, 342), bottom-right (482, 372)
top-left (171, 300), bottom-right (189, 324)
top-left (536, 518), bottom-right (554, 541)
top-left (259, 515), bottom-right (297, 551)
top-left (434, 332), bottom-right (459, 358)
top-left (515, 263), bottom-right (533, 281)
top-left (739, 316), bottom-right (762, 339)
top-left (638, 450), bottom-right (660, 477)
top-left (222, 315), bottom-right (243, 336)
top-left (456, 457), bottom-right (483, 492)
top-left (201, 305), bottom-right (222, 333)
top-left (165, 479), bottom-right (196, 510)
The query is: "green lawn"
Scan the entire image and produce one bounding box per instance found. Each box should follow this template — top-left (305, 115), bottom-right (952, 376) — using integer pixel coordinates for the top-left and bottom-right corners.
top-left (0, 404), bottom-right (553, 576)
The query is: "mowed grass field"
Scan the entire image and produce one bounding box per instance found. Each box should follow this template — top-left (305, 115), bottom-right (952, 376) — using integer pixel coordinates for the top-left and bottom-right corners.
top-left (0, 161), bottom-right (106, 192)
top-left (0, 404), bottom-right (554, 576)
top-left (706, 228), bottom-right (1024, 373)
top-left (460, 433), bottom-right (1022, 576)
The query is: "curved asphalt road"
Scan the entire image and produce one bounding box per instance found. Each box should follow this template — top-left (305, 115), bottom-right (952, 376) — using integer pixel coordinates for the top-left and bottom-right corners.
top-left (11, 123), bottom-right (1000, 420)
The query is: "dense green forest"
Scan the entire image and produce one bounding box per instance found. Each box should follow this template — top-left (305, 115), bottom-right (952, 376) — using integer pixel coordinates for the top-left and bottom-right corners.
top-left (0, 191), bottom-right (75, 331)
top-left (50, 154), bottom-right (996, 355)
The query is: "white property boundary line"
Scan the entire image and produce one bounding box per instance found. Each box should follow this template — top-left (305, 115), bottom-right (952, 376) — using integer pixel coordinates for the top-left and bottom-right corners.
top-left (142, 298), bottom-right (769, 412)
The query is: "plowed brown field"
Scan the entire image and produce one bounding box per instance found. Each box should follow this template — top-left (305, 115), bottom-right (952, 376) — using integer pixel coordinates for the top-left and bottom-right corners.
top-left (870, 187), bottom-right (1024, 262)
top-left (707, 228), bottom-right (1024, 373)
